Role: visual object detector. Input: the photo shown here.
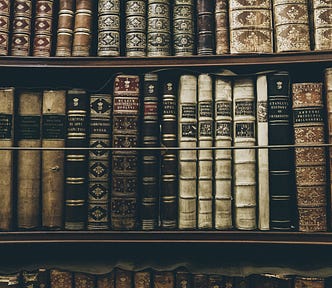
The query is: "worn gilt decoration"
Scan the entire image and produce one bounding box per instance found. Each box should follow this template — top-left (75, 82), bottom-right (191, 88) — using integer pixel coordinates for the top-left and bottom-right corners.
top-left (0, 0), bottom-right (10, 55)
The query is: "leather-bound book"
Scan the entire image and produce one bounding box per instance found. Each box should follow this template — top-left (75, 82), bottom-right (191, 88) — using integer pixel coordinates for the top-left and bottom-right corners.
top-left (224, 276), bottom-right (234, 288)
top-left (292, 82), bottom-right (327, 232)
top-left (0, 273), bottom-right (20, 288)
top-left (38, 269), bottom-right (50, 288)
top-left (229, 0), bottom-right (273, 54)
top-left (208, 274), bottom-right (223, 288)
top-left (273, 0), bottom-right (311, 52)
top-left (147, 0), bottom-right (171, 56)
top-left (153, 271), bottom-right (174, 288)
top-left (0, 87), bottom-right (14, 231)
top-left (250, 274), bottom-right (293, 288)
top-left (65, 89), bottom-right (89, 230)
top-left (193, 274), bottom-right (208, 288)
top-left (215, 0), bottom-right (229, 54)
top-left (22, 270), bottom-right (49, 288)
top-left (197, 0), bottom-right (215, 55)
top-left (214, 77), bottom-right (232, 230)
top-left (0, 0), bottom-right (11, 55)
top-left (55, 0), bottom-right (75, 56)
top-left (111, 75), bottom-right (140, 230)
top-left (17, 90), bottom-right (42, 230)
top-left (98, 0), bottom-right (121, 57)
top-left (97, 271), bottom-right (115, 288)
top-left (173, 0), bottom-right (194, 56)
top-left (115, 268), bottom-right (132, 288)
top-left (50, 269), bottom-right (73, 288)
top-left (134, 269), bottom-right (151, 288)
top-left (175, 267), bottom-right (192, 288)
top-left (233, 77), bottom-right (257, 230)
top-left (294, 277), bottom-right (325, 288)
top-left (312, 0), bottom-right (332, 50)
top-left (88, 93), bottom-right (112, 230)
top-left (74, 272), bottom-right (95, 288)
top-left (178, 74), bottom-right (197, 230)
top-left (125, 0), bottom-right (146, 57)
top-left (42, 90), bottom-right (66, 230)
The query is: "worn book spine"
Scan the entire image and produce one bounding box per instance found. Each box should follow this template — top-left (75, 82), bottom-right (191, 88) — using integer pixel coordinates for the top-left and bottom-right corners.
top-left (215, 0), bottom-right (229, 54)
top-left (153, 271), bottom-right (174, 288)
top-left (134, 269), bottom-right (151, 288)
top-left (65, 89), bottom-right (89, 230)
top-left (233, 77), bottom-right (257, 230)
top-left (197, 74), bottom-right (213, 229)
top-left (173, 0), bottom-right (194, 56)
top-left (0, 0), bottom-right (10, 55)
top-left (17, 90), bottom-right (42, 230)
top-left (193, 274), bottom-right (208, 288)
top-left (88, 93), bottom-right (112, 230)
top-left (197, 0), bottom-right (215, 55)
top-left (175, 267), bottom-right (192, 288)
top-left (22, 270), bottom-right (39, 288)
top-left (74, 272), bottom-right (95, 288)
top-left (208, 275), bottom-right (223, 288)
top-left (214, 77), bottom-right (232, 230)
top-left (0, 87), bottom-right (14, 231)
top-left (273, 0), bottom-right (311, 52)
top-left (115, 268), bottom-right (132, 288)
top-left (97, 271), bottom-right (115, 288)
top-left (125, 0), bottom-right (146, 57)
top-left (294, 277), bottom-right (325, 288)
top-left (292, 82), bottom-right (327, 232)
top-left (0, 273), bottom-right (20, 288)
top-left (37, 268), bottom-right (50, 288)
top-left (98, 0), bottom-right (120, 57)
top-left (111, 75), bottom-right (140, 230)
top-left (178, 74), bottom-right (197, 230)
top-left (42, 90), bottom-right (66, 230)
top-left (50, 269), bottom-right (73, 288)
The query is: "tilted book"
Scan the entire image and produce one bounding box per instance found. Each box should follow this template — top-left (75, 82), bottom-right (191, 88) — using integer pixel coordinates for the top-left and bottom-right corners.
top-left (134, 269), bottom-right (151, 288)
top-left (197, 0), bottom-right (215, 55)
top-left (74, 272), bottom-right (95, 288)
top-left (215, 0), bottom-right (229, 54)
top-left (294, 277), bottom-right (325, 288)
top-left (115, 268), bottom-right (132, 288)
top-left (96, 271), bottom-right (115, 288)
top-left (50, 269), bottom-right (73, 288)
top-left (153, 271), bottom-right (174, 288)
top-left (292, 82), bottom-right (327, 232)
top-left (0, 0), bottom-right (11, 55)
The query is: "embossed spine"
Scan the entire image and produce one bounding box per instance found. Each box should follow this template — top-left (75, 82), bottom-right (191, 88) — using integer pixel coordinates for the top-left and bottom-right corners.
top-left (97, 271), bottom-right (115, 288)
top-left (153, 271), bottom-right (174, 288)
top-left (50, 269), bottom-right (73, 288)
top-left (197, 0), bottom-right (215, 55)
top-left (312, 0), bottom-right (332, 50)
top-left (115, 268), bottom-right (132, 288)
top-left (74, 272), bottom-right (95, 288)
top-left (0, 0), bottom-right (10, 55)
top-left (215, 0), bottom-right (229, 54)
top-left (134, 269), bottom-right (151, 288)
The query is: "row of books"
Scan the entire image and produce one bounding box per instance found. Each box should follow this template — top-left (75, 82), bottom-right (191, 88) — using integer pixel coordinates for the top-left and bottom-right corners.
top-left (1, 0), bottom-right (331, 57)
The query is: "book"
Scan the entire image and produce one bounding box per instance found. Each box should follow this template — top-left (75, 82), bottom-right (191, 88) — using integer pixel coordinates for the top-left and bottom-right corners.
top-left (134, 269), bottom-right (151, 288)
top-left (153, 271), bottom-right (174, 288)
top-left (215, 0), bottom-right (229, 54)
top-left (193, 273), bottom-right (208, 288)
top-left (0, 273), bottom-right (20, 288)
top-left (0, 0), bottom-right (10, 55)
top-left (98, 0), bottom-right (121, 57)
top-left (22, 270), bottom-right (39, 288)
top-left (41, 90), bottom-right (66, 229)
top-left (96, 271), bottom-right (115, 288)
top-left (74, 272), bottom-right (95, 288)
top-left (175, 267), bottom-right (192, 288)
top-left (197, 0), bottom-right (215, 55)
top-left (294, 276), bottom-right (325, 288)
top-left (17, 90), bottom-right (42, 230)
top-left (208, 274), bottom-right (223, 288)
top-left (233, 77), bottom-right (257, 230)
top-left (292, 82), bottom-right (327, 232)
top-left (111, 75), bottom-right (140, 230)
top-left (50, 269), bottom-right (73, 288)
top-left (115, 268), bottom-right (132, 288)
top-left (0, 87), bottom-right (14, 231)
top-left (178, 74), bottom-right (197, 230)
top-left (250, 274), bottom-right (293, 288)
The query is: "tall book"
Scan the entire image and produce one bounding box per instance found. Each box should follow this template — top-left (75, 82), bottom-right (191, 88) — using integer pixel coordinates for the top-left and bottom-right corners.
top-left (88, 93), bottom-right (112, 230)
top-left (17, 90), bottom-right (42, 230)
top-left (0, 87), bottom-right (14, 231)
top-left (294, 277), bottom-right (325, 288)
top-left (214, 77), bottom-right (232, 230)
top-left (111, 75), bottom-right (140, 230)
top-left (197, 74), bottom-right (213, 229)
top-left (134, 269), bottom-right (151, 288)
top-left (0, 0), bottom-right (10, 55)
top-left (42, 90), bottom-right (66, 229)
top-left (178, 74), bottom-right (197, 230)
top-left (50, 269), bottom-right (73, 288)
top-left (98, 0), bottom-right (121, 57)
top-left (215, 0), bottom-right (229, 54)
top-left (229, 0), bottom-right (273, 54)
top-left (233, 77), bottom-right (257, 230)
top-left (292, 82), bottom-right (327, 232)
top-left (197, 0), bottom-right (215, 55)
top-left (153, 271), bottom-right (174, 288)
top-left (96, 271), bottom-right (115, 288)
top-left (115, 268), bottom-right (132, 288)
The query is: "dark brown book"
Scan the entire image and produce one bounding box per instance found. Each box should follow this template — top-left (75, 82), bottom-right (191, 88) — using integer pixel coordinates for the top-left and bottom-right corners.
top-left (153, 271), bottom-right (174, 288)
top-left (0, 273), bottom-right (20, 288)
top-left (115, 268), bottom-right (132, 288)
top-left (50, 269), bottom-right (73, 288)
top-left (0, 0), bottom-right (11, 55)
top-left (96, 271), bottom-right (115, 288)
top-left (197, 0), bottom-right (215, 55)
top-left (134, 269), bottom-right (151, 288)
top-left (74, 272), bottom-right (95, 288)
top-left (215, 0), bottom-right (229, 54)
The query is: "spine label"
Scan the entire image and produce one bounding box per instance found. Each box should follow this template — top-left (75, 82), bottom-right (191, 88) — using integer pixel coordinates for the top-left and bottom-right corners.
top-left (235, 122), bottom-right (254, 138)
top-left (294, 108), bottom-right (324, 123)
top-left (17, 116), bottom-right (41, 139)
top-left (42, 115), bottom-right (65, 139)
top-left (0, 114), bottom-right (12, 139)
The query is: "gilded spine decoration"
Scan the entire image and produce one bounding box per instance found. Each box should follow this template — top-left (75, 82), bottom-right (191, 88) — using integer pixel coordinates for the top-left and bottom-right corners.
top-left (0, 0), bottom-right (10, 55)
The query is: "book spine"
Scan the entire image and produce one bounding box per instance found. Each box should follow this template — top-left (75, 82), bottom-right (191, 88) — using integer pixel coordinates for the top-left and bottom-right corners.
top-left (175, 268), bottom-right (192, 288)
top-left (50, 269), bottom-right (73, 288)
top-left (17, 90), bottom-right (42, 230)
top-left (273, 0), bottom-right (311, 52)
top-left (208, 275), bottom-right (223, 287)
top-left (292, 82), bottom-right (327, 232)
top-left (65, 89), bottom-right (89, 230)
top-left (74, 272), bottom-right (95, 288)
top-left (96, 271), bottom-right (115, 288)
top-left (178, 74), bottom-right (197, 230)
top-left (22, 270), bottom-right (39, 288)
top-left (125, 0), bottom-right (146, 57)
top-left (214, 77), bottom-right (232, 230)
top-left (197, 74), bottom-right (213, 229)
top-left (111, 75), bottom-right (140, 230)
top-left (193, 274), bottom-right (208, 288)
top-left (0, 0), bottom-right (10, 55)
top-left (115, 268), bottom-right (132, 288)
top-left (11, 0), bottom-right (33, 56)
top-left (55, 0), bottom-right (75, 56)
top-left (88, 93), bottom-right (112, 230)
top-left (147, 0), bottom-right (170, 56)
top-left (153, 271), bottom-right (174, 288)
top-left (294, 277), bottom-right (325, 288)
top-left (173, 0), bottom-right (194, 56)
top-left (42, 90), bottom-right (66, 229)
top-left (197, 0), bottom-right (215, 55)
top-left (98, 0), bottom-right (120, 57)
top-left (233, 77), bottom-right (257, 230)
top-left (215, 0), bottom-right (229, 54)
top-left (37, 268), bottom-right (50, 288)
top-left (134, 270), bottom-right (151, 288)
top-left (0, 87), bottom-right (14, 231)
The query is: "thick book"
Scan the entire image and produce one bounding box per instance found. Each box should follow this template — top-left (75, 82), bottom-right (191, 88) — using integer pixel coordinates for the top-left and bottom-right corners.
top-left (96, 271), bottom-right (115, 288)
top-left (197, 0), bottom-right (215, 55)
top-left (178, 74), bottom-right (197, 230)
top-left (115, 268), bottom-right (132, 288)
top-left (98, 0), bottom-right (121, 57)
top-left (292, 82), bottom-right (327, 232)
top-left (42, 90), bottom-right (66, 230)
top-left (215, 0), bottom-right (229, 54)
top-left (0, 0), bottom-right (10, 55)
top-left (294, 277), bottom-right (325, 288)
top-left (74, 272), bottom-right (95, 288)
top-left (134, 269), bottom-right (151, 288)
top-left (153, 271), bottom-right (174, 288)
top-left (0, 273), bottom-right (20, 288)
top-left (233, 77), bottom-right (257, 230)
top-left (50, 269), bottom-right (73, 288)
top-left (17, 90), bottom-right (42, 230)
top-left (88, 93), bottom-right (112, 230)
top-left (111, 75), bottom-right (140, 230)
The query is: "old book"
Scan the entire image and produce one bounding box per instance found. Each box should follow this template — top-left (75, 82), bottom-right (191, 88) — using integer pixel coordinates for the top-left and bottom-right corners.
top-left (55, 0), bottom-right (75, 56)
top-left (11, 0), bottom-right (33, 56)
top-left (197, 74), bottom-right (213, 229)
top-left (294, 277), bottom-right (324, 288)
top-left (153, 271), bottom-right (174, 288)
top-left (125, 0), bottom-right (146, 57)
top-left (38, 269), bottom-right (50, 288)
top-left (134, 269), bottom-right (151, 288)
top-left (0, 87), bottom-right (14, 231)
top-left (215, 0), bottom-right (229, 54)
top-left (65, 89), bottom-right (89, 230)
top-left (178, 74), bottom-right (197, 229)
top-left (115, 268), bottom-right (132, 288)
top-left (312, 0), bottom-right (332, 50)
top-left (111, 75), bottom-right (140, 230)
top-left (50, 269), bottom-right (73, 288)
top-left (98, 0), bottom-right (121, 57)
top-left (17, 90), bottom-right (42, 229)
top-left (22, 270), bottom-right (39, 288)
top-left (273, 0), bottom-right (311, 52)
top-left (173, 0), bottom-right (194, 56)
top-left (88, 93), bottom-right (112, 230)
top-left (74, 272), bottom-right (95, 288)
top-left (147, 0), bottom-right (170, 56)
top-left (233, 276), bottom-right (249, 288)
top-left (250, 274), bottom-right (293, 288)
top-left (0, 273), bottom-right (20, 288)
top-left (292, 82), bottom-right (327, 232)
top-left (197, 0), bottom-right (215, 55)
top-left (208, 274), bottom-right (223, 288)
top-left (214, 77), bottom-right (233, 230)
top-left (175, 267), bottom-right (192, 288)
top-left (229, 0), bottom-right (273, 54)
top-left (193, 273), bottom-right (208, 288)
top-left (233, 77), bottom-right (257, 230)
top-left (42, 90), bottom-right (66, 229)
top-left (96, 271), bottom-right (115, 288)
top-left (0, 0), bottom-right (11, 55)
